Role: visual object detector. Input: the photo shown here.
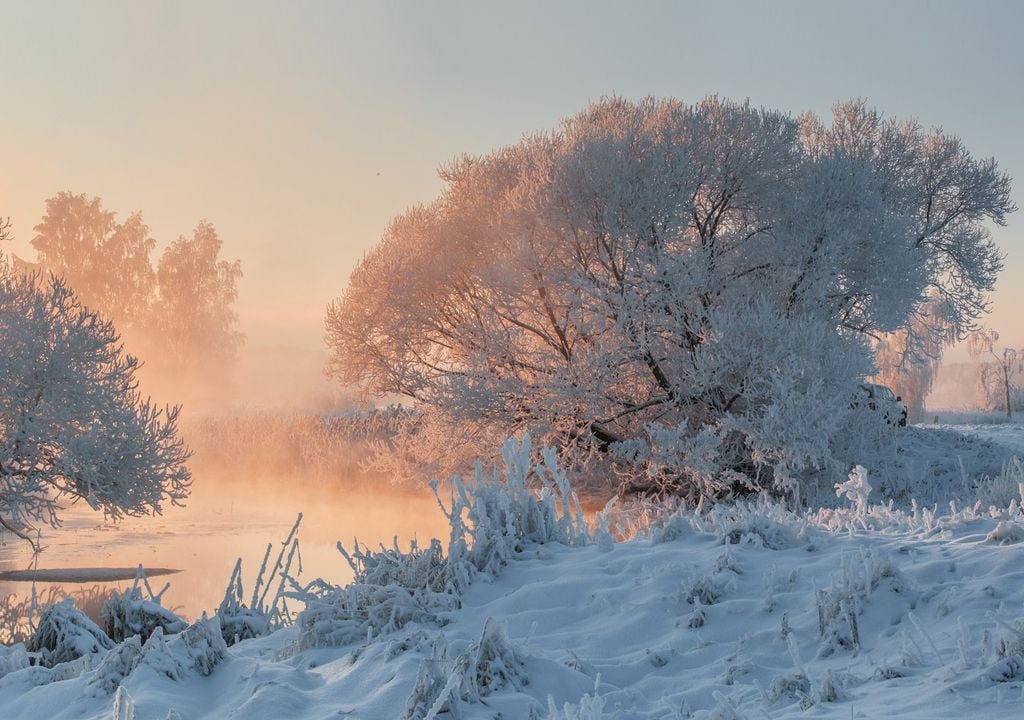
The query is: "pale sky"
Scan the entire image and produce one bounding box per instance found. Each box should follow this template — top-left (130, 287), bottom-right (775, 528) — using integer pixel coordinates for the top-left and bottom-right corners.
top-left (1, 1), bottom-right (1022, 404)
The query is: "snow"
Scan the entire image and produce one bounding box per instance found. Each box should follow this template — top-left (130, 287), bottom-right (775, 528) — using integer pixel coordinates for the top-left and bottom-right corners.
top-left (2, 433), bottom-right (1024, 718)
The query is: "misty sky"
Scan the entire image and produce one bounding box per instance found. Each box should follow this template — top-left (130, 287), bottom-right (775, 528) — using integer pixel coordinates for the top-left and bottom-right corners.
top-left (1, 0), bottom-right (1022, 403)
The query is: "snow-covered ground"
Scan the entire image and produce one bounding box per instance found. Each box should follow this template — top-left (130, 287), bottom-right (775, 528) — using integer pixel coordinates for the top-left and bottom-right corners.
top-left (2, 433), bottom-right (1024, 719)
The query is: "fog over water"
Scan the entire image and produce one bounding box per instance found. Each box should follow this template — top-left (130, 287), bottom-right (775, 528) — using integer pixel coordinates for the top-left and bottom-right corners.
top-left (0, 423), bottom-right (450, 622)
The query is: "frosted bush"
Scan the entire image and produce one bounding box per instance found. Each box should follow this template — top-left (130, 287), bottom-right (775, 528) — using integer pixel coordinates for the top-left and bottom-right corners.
top-left (699, 497), bottom-right (807, 550)
top-left (973, 456), bottom-right (1024, 511)
top-left (402, 636), bottom-right (451, 720)
top-left (404, 618), bottom-right (528, 720)
top-left (102, 589), bottom-right (186, 644)
top-left (28, 598), bottom-right (114, 668)
top-left (295, 575), bottom-right (458, 651)
top-left (458, 618), bottom-right (528, 702)
top-left (87, 634), bottom-right (145, 695)
top-left (814, 549), bottom-right (903, 657)
top-left (835, 465), bottom-right (871, 515)
top-left (0, 642), bottom-right (31, 679)
top-left (438, 436), bottom-right (590, 586)
top-left (136, 616), bottom-right (226, 680)
top-left (86, 615), bottom-right (227, 694)
top-left (546, 679), bottom-right (606, 720)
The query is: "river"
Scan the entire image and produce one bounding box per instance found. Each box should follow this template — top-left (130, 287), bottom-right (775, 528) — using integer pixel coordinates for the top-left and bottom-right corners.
top-left (0, 476), bottom-right (451, 624)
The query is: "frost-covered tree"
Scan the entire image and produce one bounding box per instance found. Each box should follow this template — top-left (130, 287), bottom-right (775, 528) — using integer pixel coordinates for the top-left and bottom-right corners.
top-left (968, 330), bottom-right (1024, 418)
top-left (326, 97), bottom-right (1013, 499)
top-left (872, 297), bottom-right (954, 423)
top-left (0, 252), bottom-right (191, 545)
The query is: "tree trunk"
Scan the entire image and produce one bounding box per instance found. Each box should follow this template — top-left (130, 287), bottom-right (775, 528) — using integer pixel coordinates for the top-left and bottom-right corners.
top-left (1005, 365), bottom-right (1013, 420)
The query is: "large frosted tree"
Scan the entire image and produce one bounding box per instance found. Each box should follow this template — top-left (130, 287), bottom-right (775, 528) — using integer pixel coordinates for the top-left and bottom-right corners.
top-left (0, 242), bottom-right (191, 546)
top-left (326, 98), bottom-right (1013, 500)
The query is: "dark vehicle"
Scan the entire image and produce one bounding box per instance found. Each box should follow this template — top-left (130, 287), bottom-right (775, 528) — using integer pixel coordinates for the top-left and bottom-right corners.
top-left (857, 383), bottom-right (908, 427)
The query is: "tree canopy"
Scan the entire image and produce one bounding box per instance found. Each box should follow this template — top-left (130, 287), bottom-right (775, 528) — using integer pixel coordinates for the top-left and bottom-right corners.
top-left (327, 97), bottom-right (1013, 499)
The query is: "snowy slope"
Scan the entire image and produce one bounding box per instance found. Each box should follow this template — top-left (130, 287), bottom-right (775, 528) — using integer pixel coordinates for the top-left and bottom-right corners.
top-left (3, 485), bottom-right (1024, 718)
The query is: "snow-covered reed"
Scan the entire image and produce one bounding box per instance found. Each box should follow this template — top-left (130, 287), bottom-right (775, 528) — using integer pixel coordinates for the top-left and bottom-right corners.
top-left (291, 435), bottom-right (593, 651)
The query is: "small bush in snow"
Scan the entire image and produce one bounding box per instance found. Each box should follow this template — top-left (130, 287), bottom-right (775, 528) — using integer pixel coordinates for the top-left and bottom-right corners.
top-left (814, 549), bottom-right (903, 657)
top-left (27, 598), bottom-right (114, 668)
top-left (0, 642), bottom-right (31, 679)
top-left (294, 537), bottom-right (460, 651)
top-left (545, 676), bottom-right (606, 720)
top-left (835, 465), bottom-right (871, 515)
top-left (402, 636), bottom-right (451, 720)
top-left (86, 615), bottom-right (227, 695)
top-left (102, 591), bottom-right (185, 645)
top-left (986, 617), bottom-right (1024, 683)
top-left (87, 634), bottom-right (145, 695)
top-left (402, 619), bottom-right (528, 720)
top-left (698, 497), bottom-right (807, 550)
top-left (296, 580), bottom-right (456, 651)
top-left (459, 618), bottom-right (528, 701)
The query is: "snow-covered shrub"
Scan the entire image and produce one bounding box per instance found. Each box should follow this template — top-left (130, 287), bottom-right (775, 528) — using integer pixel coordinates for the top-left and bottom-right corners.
top-left (101, 568), bottom-right (186, 644)
top-left (698, 497), bottom-right (807, 550)
top-left (0, 642), bottom-right (31, 679)
top-left (546, 676), bottom-right (606, 719)
top-left (682, 574), bottom-right (728, 607)
top-left (86, 615), bottom-right (227, 695)
top-left (835, 465), bottom-right (871, 516)
top-left (459, 618), bottom-right (528, 702)
top-left (142, 616), bottom-right (227, 679)
top-left (814, 549), bottom-right (903, 657)
top-left (986, 520), bottom-right (1024, 544)
top-left (402, 636), bottom-right (452, 720)
top-left (985, 617), bottom-right (1024, 683)
top-left (973, 456), bottom-right (1024, 511)
top-left (293, 536), bottom-right (459, 651)
top-left (27, 598), bottom-right (114, 668)
top-left (438, 437), bottom-right (589, 586)
top-left (87, 634), bottom-right (145, 695)
top-left (0, 585), bottom-right (113, 648)
top-left (294, 570), bottom-right (458, 650)
top-left (402, 619), bottom-right (528, 720)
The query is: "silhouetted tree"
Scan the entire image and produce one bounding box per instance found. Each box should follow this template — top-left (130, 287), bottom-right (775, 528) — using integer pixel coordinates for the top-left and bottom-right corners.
top-left (968, 330), bottom-right (1024, 418)
top-left (32, 192), bottom-right (156, 333)
top-left (151, 221), bottom-right (243, 401)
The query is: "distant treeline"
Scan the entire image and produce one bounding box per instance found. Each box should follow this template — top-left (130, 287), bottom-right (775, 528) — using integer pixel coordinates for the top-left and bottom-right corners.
top-left (10, 192), bottom-right (242, 409)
